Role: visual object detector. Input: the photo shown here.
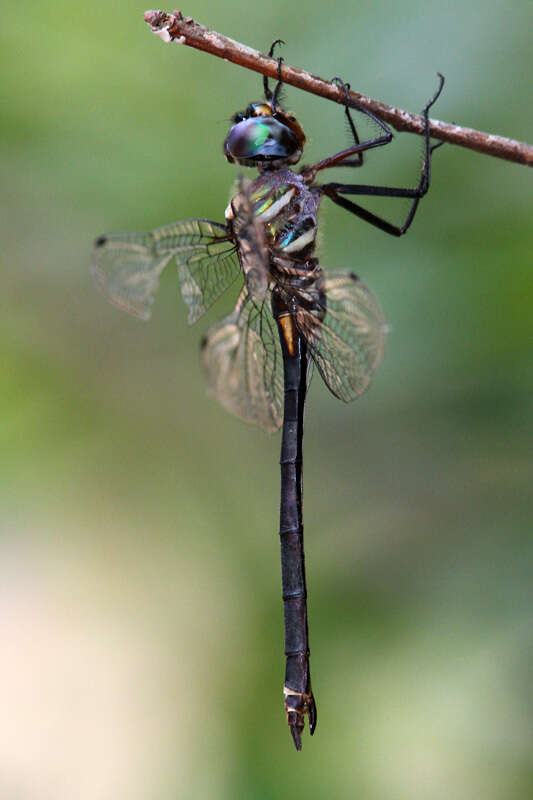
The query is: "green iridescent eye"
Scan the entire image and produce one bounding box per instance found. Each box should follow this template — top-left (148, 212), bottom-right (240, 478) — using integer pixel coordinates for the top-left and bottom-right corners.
top-left (225, 119), bottom-right (271, 158)
top-left (224, 116), bottom-right (299, 164)
top-left (248, 122), bottom-right (270, 152)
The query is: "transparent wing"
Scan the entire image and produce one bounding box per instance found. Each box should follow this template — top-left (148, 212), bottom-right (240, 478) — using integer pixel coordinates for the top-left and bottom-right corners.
top-left (230, 178), bottom-right (270, 303)
top-left (294, 271), bottom-right (386, 402)
top-left (91, 219), bottom-right (240, 322)
top-left (201, 288), bottom-right (284, 432)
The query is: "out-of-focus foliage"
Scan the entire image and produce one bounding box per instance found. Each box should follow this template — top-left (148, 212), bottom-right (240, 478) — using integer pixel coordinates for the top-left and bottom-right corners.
top-left (1, 1), bottom-right (532, 798)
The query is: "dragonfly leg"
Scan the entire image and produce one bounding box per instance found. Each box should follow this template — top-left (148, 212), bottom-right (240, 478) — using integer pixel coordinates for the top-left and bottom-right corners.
top-left (302, 83), bottom-right (394, 178)
top-left (264, 39), bottom-right (285, 105)
top-left (330, 77), bottom-right (365, 168)
top-left (319, 73), bottom-right (445, 236)
top-left (271, 55), bottom-right (285, 110)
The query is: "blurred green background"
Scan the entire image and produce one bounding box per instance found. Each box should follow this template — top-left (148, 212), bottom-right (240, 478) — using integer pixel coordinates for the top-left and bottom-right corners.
top-left (1, 0), bottom-right (532, 797)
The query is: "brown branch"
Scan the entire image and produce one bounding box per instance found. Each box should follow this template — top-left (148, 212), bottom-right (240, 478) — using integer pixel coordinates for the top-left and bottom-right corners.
top-left (144, 9), bottom-right (533, 168)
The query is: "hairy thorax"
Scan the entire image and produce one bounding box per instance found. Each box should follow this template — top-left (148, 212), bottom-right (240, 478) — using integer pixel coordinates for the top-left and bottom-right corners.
top-left (226, 167), bottom-right (322, 276)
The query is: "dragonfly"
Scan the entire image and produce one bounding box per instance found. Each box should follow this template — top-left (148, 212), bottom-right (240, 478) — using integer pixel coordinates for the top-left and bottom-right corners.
top-left (91, 48), bottom-right (444, 749)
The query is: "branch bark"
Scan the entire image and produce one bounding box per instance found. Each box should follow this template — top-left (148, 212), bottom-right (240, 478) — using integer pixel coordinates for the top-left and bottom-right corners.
top-left (144, 9), bottom-right (533, 168)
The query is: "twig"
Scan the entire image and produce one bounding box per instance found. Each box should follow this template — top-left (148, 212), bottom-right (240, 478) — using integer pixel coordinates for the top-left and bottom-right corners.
top-left (144, 9), bottom-right (533, 168)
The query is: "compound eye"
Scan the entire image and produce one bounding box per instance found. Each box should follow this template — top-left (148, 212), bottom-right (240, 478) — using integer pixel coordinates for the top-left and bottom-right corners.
top-left (224, 116), bottom-right (299, 163)
top-left (232, 112), bottom-right (245, 123)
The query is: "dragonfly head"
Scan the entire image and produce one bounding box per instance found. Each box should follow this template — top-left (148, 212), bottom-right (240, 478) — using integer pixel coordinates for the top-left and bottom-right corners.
top-left (224, 101), bottom-right (305, 168)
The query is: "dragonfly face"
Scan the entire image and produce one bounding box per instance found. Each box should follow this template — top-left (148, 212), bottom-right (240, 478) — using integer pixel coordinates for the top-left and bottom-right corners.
top-left (224, 99), bottom-right (305, 167)
top-left (91, 63), bottom-right (443, 749)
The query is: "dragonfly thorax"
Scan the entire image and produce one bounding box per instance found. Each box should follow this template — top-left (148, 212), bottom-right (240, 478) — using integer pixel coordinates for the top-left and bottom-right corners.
top-left (227, 167), bottom-right (321, 277)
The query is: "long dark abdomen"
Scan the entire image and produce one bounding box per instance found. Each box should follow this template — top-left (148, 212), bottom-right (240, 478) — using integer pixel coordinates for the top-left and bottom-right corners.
top-left (272, 290), bottom-right (317, 751)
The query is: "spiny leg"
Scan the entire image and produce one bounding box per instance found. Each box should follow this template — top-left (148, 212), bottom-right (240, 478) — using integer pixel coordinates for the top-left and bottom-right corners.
top-left (330, 77), bottom-right (364, 168)
top-left (264, 39), bottom-right (285, 105)
top-left (271, 53), bottom-right (285, 111)
top-left (320, 73), bottom-right (445, 236)
top-left (302, 82), bottom-right (397, 179)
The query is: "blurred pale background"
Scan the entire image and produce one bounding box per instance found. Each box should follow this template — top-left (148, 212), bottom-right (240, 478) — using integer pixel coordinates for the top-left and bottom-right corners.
top-left (1, 0), bottom-right (532, 798)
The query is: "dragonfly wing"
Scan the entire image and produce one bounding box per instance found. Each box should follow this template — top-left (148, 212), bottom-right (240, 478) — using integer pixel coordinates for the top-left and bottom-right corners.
top-left (230, 177), bottom-right (270, 303)
top-left (91, 230), bottom-right (174, 320)
top-left (170, 219), bottom-right (241, 323)
top-left (294, 271), bottom-right (386, 402)
top-left (91, 219), bottom-right (240, 323)
top-left (201, 289), bottom-right (284, 432)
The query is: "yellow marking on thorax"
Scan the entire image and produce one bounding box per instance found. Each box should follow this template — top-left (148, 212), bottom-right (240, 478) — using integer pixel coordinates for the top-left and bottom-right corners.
top-left (278, 313), bottom-right (296, 357)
